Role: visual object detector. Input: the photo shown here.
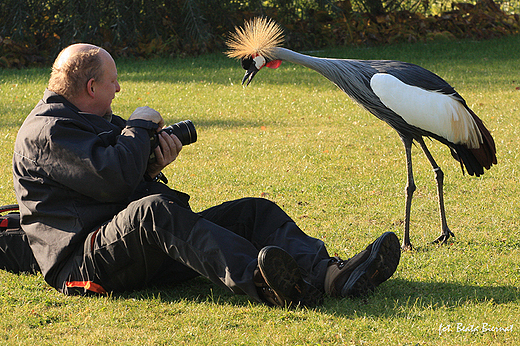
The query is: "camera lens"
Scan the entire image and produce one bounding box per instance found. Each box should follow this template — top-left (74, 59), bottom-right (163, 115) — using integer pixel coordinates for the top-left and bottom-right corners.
top-left (161, 120), bottom-right (197, 146)
top-left (149, 120), bottom-right (197, 164)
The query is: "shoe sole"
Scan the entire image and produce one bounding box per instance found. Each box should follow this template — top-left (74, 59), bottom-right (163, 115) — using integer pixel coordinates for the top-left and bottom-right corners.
top-left (258, 246), bottom-right (323, 307)
top-left (341, 232), bottom-right (401, 297)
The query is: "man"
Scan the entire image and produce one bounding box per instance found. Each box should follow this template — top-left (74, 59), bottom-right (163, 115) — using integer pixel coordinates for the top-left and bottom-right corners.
top-left (12, 43), bottom-right (401, 307)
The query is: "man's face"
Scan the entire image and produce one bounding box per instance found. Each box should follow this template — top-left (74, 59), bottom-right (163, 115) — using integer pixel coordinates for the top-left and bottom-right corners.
top-left (93, 52), bottom-right (121, 116)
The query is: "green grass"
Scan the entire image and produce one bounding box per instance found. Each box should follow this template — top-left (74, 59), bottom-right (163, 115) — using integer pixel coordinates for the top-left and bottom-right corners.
top-left (1, 35), bottom-right (519, 345)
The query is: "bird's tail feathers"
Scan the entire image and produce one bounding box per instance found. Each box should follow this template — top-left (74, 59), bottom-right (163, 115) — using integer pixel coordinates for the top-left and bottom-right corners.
top-left (452, 145), bottom-right (484, 176)
top-left (467, 108), bottom-right (497, 170)
top-left (453, 109), bottom-right (497, 177)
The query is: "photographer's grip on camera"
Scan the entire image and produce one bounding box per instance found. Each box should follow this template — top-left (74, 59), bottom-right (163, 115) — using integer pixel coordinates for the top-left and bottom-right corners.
top-left (149, 120), bottom-right (197, 163)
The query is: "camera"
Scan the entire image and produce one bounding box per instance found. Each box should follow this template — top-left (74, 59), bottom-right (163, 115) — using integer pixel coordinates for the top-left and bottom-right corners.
top-left (149, 120), bottom-right (197, 162)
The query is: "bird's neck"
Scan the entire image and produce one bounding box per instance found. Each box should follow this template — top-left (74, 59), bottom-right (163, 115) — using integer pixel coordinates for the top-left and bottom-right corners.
top-left (273, 47), bottom-right (325, 70)
top-left (273, 47), bottom-right (359, 83)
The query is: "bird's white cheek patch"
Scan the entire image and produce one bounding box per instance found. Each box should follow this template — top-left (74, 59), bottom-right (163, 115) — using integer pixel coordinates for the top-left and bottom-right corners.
top-left (253, 55), bottom-right (266, 69)
top-left (370, 73), bottom-right (481, 147)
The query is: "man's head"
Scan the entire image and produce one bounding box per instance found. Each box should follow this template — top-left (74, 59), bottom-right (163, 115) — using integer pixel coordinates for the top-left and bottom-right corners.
top-left (48, 43), bottom-right (120, 117)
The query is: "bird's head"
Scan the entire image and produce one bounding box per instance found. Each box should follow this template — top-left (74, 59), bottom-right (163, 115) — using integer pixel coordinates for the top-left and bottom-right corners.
top-left (226, 17), bottom-right (284, 86)
top-left (240, 54), bottom-right (282, 86)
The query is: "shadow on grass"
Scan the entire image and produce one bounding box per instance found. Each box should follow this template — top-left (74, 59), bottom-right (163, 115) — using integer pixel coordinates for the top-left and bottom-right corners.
top-left (332, 278), bottom-right (520, 317)
top-left (111, 275), bottom-right (518, 317)
top-left (2, 266), bottom-right (517, 318)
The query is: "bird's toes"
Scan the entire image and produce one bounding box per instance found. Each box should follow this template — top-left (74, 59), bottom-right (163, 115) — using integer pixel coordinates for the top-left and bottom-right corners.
top-left (432, 234), bottom-right (452, 245)
top-left (432, 227), bottom-right (455, 245)
top-left (432, 236), bottom-right (447, 245)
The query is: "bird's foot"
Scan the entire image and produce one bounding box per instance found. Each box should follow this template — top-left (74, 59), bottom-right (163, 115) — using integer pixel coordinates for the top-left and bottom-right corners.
top-left (432, 228), bottom-right (455, 245)
top-left (401, 241), bottom-right (413, 251)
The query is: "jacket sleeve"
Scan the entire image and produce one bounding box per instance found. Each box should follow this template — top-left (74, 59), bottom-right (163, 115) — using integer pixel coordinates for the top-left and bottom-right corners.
top-left (39, 116), bottom-right (158, 203)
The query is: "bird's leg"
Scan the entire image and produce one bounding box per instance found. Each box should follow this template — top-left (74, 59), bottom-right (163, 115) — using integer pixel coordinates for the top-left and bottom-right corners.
top-left (402, 138), bottom-right (415, 251)
top-left (417, 139), bottom-right (455, 245)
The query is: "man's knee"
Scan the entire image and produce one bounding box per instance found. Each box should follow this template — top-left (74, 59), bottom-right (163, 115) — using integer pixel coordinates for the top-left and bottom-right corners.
top-left (129, 194), bottom-right (188, 218)
top-left (230, 197), bottom-right (283, 214)
top-left (131, 194), bottom-right (172, 211)
top-left (113, 194), bottom-right (199, 238)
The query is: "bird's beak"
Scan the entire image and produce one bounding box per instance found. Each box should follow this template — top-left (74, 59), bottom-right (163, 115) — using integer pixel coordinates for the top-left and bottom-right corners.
top-left (242, 65), bottom-right (259, 86)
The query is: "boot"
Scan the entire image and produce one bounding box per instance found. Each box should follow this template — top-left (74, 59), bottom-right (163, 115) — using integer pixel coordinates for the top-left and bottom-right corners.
top-left (324, 232), bottom-right (401, 297)
top-left (255, 246), bottom-right (323, 307)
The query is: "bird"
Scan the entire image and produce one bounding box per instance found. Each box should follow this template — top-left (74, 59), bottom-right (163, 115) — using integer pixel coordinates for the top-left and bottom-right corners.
top-left (226, 17), bottom-right (497, 250)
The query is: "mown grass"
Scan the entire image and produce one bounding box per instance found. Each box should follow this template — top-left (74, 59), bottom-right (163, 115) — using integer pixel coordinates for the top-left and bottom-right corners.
top-left (1, 35), bottom-right (519, 345)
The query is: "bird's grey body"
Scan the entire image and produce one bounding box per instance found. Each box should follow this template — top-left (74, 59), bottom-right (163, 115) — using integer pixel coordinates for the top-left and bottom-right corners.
top-left (275, 48), bottom-right (460, 144)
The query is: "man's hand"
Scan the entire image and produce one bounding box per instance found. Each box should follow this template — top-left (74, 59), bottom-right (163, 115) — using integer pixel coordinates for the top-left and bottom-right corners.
top-left (129, 106), bottom-right (165, 128)
top-left (146, 130), bottom-right (183, 179)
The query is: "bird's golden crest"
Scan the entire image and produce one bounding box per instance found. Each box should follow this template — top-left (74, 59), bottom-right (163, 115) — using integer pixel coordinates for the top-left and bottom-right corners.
top-left (226, 17), bottom-right (284, 60)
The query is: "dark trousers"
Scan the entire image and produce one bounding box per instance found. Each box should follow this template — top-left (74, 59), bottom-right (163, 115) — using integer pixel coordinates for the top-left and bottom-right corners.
top-left (58, 196), bottom-right (331, 302)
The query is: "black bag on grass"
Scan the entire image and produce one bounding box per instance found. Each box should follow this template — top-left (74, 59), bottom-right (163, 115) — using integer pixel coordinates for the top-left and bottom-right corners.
top-left (0, 204), bottom-right (39, 273)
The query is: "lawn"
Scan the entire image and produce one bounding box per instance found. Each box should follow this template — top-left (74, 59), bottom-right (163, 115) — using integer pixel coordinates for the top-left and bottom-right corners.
top-left (0, 35), bottom-right (519, 345)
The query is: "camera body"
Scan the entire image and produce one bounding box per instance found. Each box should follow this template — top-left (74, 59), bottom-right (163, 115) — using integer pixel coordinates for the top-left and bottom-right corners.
top-left (149, 120), bottom-right (197, 162)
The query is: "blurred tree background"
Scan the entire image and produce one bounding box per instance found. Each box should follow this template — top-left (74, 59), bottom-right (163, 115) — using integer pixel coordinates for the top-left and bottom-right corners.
top-left (0, 0), bottom-right (519, 67)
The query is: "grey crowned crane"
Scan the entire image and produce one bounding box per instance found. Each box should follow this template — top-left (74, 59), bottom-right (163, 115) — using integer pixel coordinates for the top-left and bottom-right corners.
top-left (226, 17), bottom-right (497, 250)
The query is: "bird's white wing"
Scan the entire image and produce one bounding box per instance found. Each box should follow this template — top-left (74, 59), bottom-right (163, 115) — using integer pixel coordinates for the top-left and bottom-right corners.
top-left (370, 73), bottom-right (482, 148)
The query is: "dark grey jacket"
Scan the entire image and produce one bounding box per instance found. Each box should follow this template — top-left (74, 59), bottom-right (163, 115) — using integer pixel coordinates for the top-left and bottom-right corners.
top-left (12, 90), bottom-right (161, 287)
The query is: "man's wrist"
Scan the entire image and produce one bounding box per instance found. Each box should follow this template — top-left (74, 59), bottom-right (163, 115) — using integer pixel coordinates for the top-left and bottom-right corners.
top-left (144, 172), bottom-right (168, 184)
top-left (126, 119), bottom-right (159, 137)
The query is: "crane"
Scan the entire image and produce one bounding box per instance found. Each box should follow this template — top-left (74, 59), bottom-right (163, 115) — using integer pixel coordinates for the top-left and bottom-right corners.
top-left (226, 17), bottom-right (497, 250)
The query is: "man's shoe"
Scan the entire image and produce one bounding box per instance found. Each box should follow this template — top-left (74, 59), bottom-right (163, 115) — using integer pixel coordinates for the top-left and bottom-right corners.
top-left (324, 232), bottom-right (401, 297)
top-left (256, 246), bottom-right (323, 307)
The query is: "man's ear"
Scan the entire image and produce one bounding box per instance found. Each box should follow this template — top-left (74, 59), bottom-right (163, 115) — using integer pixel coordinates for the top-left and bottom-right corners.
top-left (86, 78), bottom-right (95, 97)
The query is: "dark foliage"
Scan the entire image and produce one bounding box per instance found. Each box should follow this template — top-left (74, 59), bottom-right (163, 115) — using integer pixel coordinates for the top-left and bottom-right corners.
top-left (0, 0), bottom-right (518, 68)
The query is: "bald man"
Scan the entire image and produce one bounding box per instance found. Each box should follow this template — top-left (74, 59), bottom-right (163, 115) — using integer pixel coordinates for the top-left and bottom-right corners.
top-left (12, 43), bottom-right (401, 307)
